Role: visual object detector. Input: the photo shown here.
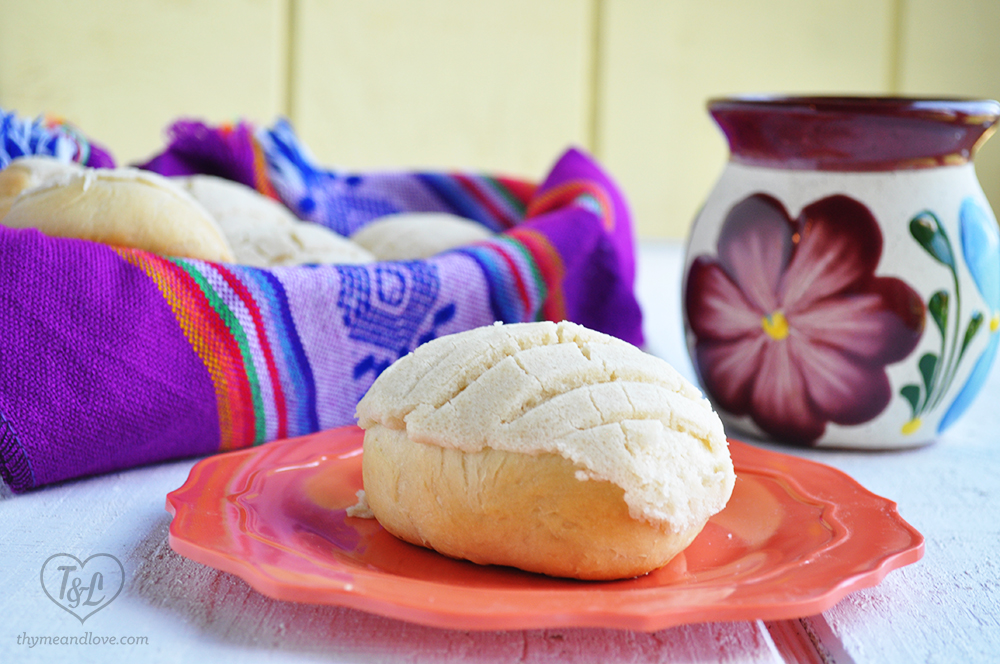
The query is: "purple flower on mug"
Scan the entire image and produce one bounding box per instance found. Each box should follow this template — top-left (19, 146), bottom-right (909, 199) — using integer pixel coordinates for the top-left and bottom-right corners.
top-left (685, 194), bottom-right (925, 444)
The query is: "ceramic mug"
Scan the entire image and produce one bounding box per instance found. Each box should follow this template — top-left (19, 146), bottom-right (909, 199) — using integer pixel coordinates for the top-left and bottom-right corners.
top-left (683, 96), bottom-right (1000, 448)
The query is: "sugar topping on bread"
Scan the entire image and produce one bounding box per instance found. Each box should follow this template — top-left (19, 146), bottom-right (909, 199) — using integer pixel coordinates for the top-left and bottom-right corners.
top-left (356, 320), bottom-right (734, 534)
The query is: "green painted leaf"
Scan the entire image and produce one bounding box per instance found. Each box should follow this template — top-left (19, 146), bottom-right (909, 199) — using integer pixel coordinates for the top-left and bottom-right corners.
top-left (900, 384), bottom-right (921, 415)
top-left (928, 291), bottom-right (949, 335)
top-left (918, 353), bottom-right (937, 395)
top-left (910, 211), bottom-right (955, 268)
top-left (961, 311), bottom-right (985, 355)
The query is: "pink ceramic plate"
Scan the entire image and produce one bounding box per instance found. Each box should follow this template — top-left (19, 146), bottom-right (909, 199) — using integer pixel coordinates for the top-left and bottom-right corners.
top-left (165, 426), bottom-right (924, 631)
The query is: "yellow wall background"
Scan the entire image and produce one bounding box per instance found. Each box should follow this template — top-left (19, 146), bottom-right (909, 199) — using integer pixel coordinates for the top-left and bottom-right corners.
top-left (2, 0), bottom-right (999, 239)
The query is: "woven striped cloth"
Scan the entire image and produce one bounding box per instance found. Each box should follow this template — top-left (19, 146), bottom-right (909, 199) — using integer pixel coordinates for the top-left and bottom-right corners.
top-left (0, 115), bottom-right (642, 493)
top-left (0, 107), bottom-right (115, 169)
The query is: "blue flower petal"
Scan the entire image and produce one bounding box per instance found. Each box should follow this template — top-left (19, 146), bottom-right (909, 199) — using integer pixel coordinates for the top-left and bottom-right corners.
top-left (937, 198), bottom-right (1000, 434)
top-left (938, 332), bottom-right (999, 433)
top-left (959, 197), bottom-right (1000, 308)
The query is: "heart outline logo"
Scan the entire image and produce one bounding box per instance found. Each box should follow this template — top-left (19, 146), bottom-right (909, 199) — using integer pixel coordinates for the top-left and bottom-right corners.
top-left (40, 553), bottom-right (124, 623)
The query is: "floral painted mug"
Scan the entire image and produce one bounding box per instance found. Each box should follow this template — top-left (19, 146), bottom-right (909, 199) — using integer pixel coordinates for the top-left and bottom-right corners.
top-left (683, 96), bottom-right (1000, 448)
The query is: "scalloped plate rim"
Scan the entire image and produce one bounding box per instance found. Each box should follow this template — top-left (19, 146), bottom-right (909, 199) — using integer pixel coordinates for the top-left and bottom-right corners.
top-left (165, 426), bottom-right (924, 632)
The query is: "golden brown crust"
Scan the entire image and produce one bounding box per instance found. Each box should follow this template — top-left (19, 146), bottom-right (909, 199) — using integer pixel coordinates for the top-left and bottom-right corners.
top-left (0, 157), bottom-right (83, 221)
top-left (362, 424), bottom-right (706, 580)
top-left (3, 168), bottom-right (235, 262)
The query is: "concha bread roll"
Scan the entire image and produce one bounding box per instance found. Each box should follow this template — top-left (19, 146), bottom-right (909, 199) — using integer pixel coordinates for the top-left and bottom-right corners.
top-left (174, 174), bottom-right (374, 267)
top-left (0, 156), bottom-right (83, 220)
top-left (281, 221), bottom-right (375, 266)
top-left (355, 320), bottom-right (736, 580)
top-left (350, 212), bottom-right (495, 260)
top-left (3, 167), bottom-right (235, 262)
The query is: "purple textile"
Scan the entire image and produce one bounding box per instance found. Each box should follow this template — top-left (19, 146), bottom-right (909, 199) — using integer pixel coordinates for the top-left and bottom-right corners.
top-left (138, 119), bottom-right (260, 187)
top-left (525, 149), bottom-right (642, 345)
top-left (140, 118), bottom-right (643, 346)
top-left (0, 228), bottom-right (219, 490)
top-left (1, 115), bottom-right (645, 493)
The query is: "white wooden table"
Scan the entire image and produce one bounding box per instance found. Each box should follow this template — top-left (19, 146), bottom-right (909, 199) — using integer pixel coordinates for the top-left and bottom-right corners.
top-left (2, 241), bottom-right (998, 663)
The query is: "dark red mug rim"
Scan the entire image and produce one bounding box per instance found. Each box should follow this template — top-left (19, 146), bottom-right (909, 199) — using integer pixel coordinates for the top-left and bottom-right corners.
top-left (708, 95), bottom-right (1000, 171)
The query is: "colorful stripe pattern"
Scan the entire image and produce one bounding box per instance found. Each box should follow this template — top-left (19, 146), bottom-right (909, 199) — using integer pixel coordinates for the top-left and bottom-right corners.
top-left (255, 119), bottom-right (535, 236)
top-left (243, 126), bottom-right (280, 201)
top-left (121, 244), bottom-right (555, 453)
top-left (118, 130), bottom-right (570, 459)
top-left (526, 179), bottom-right (616, 231)
top-left (506, 228), bottom-right (568, 323)
top-left (0, 112), bottom-right (642, 493)
top-left (111, 209), bottom-right (570, 460)
top-left (114, 248), bottom-right (318, 451)
top-left (454, 232), bottom-right (565, 325)
top-left (415, 173), bottom-right (530, 232)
